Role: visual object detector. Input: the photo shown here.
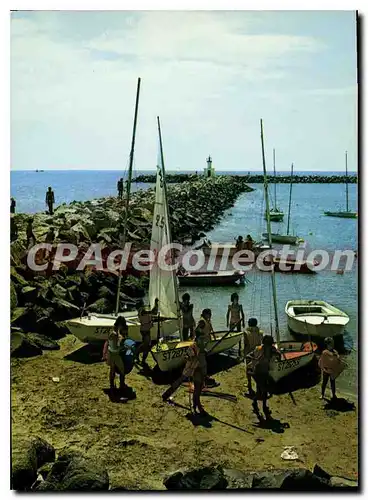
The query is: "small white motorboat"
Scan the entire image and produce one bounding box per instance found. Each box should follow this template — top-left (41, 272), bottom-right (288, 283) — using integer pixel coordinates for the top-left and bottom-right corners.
top-left (285, 300), bottom-right (350, 338)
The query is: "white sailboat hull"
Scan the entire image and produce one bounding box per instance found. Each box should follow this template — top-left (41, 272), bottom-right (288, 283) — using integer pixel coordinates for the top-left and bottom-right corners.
top-left (285, 300), bottom-right (349, 338)
top-left (151, 331), bottom-right (243, 372)
top-left (269, 340), bottom-right (317, 383)
top-left (67, 313), bottom-right (180, 343)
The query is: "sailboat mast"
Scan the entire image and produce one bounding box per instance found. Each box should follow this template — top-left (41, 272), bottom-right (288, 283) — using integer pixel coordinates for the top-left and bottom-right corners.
top-left (261, 120), bottom-right (280, 342)
top-left (345, 151), bottom-right (349, 212)
top-left (115, 77), bottom-right (141, 314)
top-left (286, 163), bottom-right (294, 235)
top-left (157, 116), bottom-right (181, 321)
top-left (273, 148), bottom-right (277, 207)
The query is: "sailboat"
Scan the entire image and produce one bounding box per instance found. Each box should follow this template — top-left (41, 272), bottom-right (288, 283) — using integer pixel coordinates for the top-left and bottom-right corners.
top-left (262, 163), bottom-right (300, 245)
top-left (150, 117), bottom-right (244, 372)
top-left (66, 78), bottom-right (178, 343)
top-left (265, 148), bottom-right (284, 222)
top-left (259, 120), bottom-right (317, 383)
top-left (324, 151), bottom-right (357, 218)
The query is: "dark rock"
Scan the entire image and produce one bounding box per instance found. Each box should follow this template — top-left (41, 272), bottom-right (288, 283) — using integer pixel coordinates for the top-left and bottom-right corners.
top-left (52, 283), bottom-right (68, 299)
top-left (222, 468), bottom-right (253, 489)
top-left (329, 476), bottom-right (358, 488)
top-left (11, 266), bottom-right (28, 287)
top-left (37, 451), bottom-right (109, 491)
top-left (98, 285), bottom-right (115, 299)
top-left (12, 437), bottom-right (55, 491)
top-left (11, 332), bottom-right (42, 358)
top-left (38, 462), bottom-right (54, 480)
top-left (20, 285), bottom-right (38, 303)
top-left (164, 466), bottom-right (228, 490)
top-left (32, 437), bottom-right (56, 468)
top-left (86, 298), bottom-right (113, 314)
top-left (312, 463), bottom-right (331, 481)
top-left (11, 281), bottom-right (18, 310)
top-left (12, 439), bottom-right (37, 490)
top-left (50, 297), bottom-right (80, 319)
top-left (252, 468), bottom-right (331, 490)
top-left (27, 333), bottom-right (60, 351)
top-left (35, 316), bottom-right (65, 340)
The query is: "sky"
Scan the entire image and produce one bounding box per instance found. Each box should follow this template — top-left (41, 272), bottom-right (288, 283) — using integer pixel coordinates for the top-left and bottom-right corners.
top-left (10, 10), bottom-right (358, 172)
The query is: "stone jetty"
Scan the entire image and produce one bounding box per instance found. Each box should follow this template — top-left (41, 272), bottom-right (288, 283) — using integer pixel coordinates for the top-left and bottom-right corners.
top-left (133, 173), bottom-right (357, 184)
top-left (10, 176), bottom-right (254, 356)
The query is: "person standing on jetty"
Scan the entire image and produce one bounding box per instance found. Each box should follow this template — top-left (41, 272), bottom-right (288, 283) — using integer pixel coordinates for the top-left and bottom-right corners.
top-left (136, 298), bottom-right (159, 368)
top-left (10, 197), bottom-right (16, 214)
top-left (248, 335), bottom-right (281, 420)
top-left (244, 318), bottom-right (263, 395)
top-left (11, 215), bottom-right (18, 242)
top-left (117, 178), bottom-right (124, 199)
top-left (26, 218), bottom-right (36, 248)
top-left (319, 337), bottom-right (345, 400)
top-left (45, 187), bottom-right (55, 215)
top-left (180, 293), bottom-right (195, 340)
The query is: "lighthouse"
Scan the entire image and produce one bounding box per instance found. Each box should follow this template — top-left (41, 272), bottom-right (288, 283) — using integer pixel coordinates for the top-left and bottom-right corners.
top-left (205, 155), bottom-right (215, 178)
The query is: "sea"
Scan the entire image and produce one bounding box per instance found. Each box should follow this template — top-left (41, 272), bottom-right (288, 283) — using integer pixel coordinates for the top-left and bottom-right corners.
top-left (10, 170), bottom-right (358, 399)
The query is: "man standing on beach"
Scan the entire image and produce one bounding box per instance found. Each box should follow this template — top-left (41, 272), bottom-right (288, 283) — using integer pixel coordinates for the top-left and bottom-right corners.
top-left (45, 187), bottom-right (55, 215)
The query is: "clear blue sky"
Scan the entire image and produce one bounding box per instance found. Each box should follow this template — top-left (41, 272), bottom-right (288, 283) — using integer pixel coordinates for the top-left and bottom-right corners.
top-left (11, 10), bottom-right (358, 172)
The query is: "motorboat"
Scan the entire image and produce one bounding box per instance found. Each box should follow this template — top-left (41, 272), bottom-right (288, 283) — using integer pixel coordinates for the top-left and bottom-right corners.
top-left (285, 300), bottom-right (349, 338)
top-left (177, 269), bottom-right (245, 286)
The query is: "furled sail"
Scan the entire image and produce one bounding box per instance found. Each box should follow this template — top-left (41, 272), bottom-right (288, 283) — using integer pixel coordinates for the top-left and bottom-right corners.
top-left (148, 150), bottom-right (179, 320)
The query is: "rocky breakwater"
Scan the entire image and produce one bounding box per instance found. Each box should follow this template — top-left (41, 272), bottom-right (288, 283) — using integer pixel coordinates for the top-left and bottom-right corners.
top-left (134, 173), bottom-right (358, 184)
top-left (10, 176), bottom-right (254, 357)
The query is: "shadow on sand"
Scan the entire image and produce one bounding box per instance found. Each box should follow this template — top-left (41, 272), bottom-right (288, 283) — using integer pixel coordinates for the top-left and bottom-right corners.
top-left (324, 397), bottom-right (356, 413)
top-left (252, 416), bottom-right (290, 434)
top-left (64, 343), bottom-right (103, 364)
top-left (151, 353), bottom-right (239, 386)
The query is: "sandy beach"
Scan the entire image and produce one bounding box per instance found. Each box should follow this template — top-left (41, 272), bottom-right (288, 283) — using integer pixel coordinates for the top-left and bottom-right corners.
top-left (11, 335), bottom-right (358, 490)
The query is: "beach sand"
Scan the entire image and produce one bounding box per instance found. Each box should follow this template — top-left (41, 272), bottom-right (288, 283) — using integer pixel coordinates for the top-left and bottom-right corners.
top-left (11, 335), bottom-right (358, 490)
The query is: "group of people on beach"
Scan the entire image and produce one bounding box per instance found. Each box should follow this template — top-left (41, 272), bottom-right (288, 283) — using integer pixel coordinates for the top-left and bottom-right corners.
top-left (103, 290), bottom-right (344, 417)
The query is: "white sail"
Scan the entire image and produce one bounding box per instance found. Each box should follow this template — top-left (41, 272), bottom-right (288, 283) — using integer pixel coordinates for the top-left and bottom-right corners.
top-left (148, 153), bottom-right (179, 319)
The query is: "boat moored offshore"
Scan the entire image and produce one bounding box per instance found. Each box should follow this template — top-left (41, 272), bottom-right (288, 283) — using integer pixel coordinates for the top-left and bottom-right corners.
top-left (285, 300), bottom-right (350, 338)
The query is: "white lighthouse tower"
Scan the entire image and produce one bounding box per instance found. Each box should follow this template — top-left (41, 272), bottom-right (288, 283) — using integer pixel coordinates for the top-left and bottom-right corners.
top-left (205, 155), bottom-right (215, 178)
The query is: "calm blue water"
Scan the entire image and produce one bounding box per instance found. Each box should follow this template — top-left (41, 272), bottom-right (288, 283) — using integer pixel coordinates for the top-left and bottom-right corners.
top-left (178, 182), bottom-right (358, 398)
top-left (10, 170), bottom-right (357, 214)
top-left (11, 169), bottom-right (358, 397)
